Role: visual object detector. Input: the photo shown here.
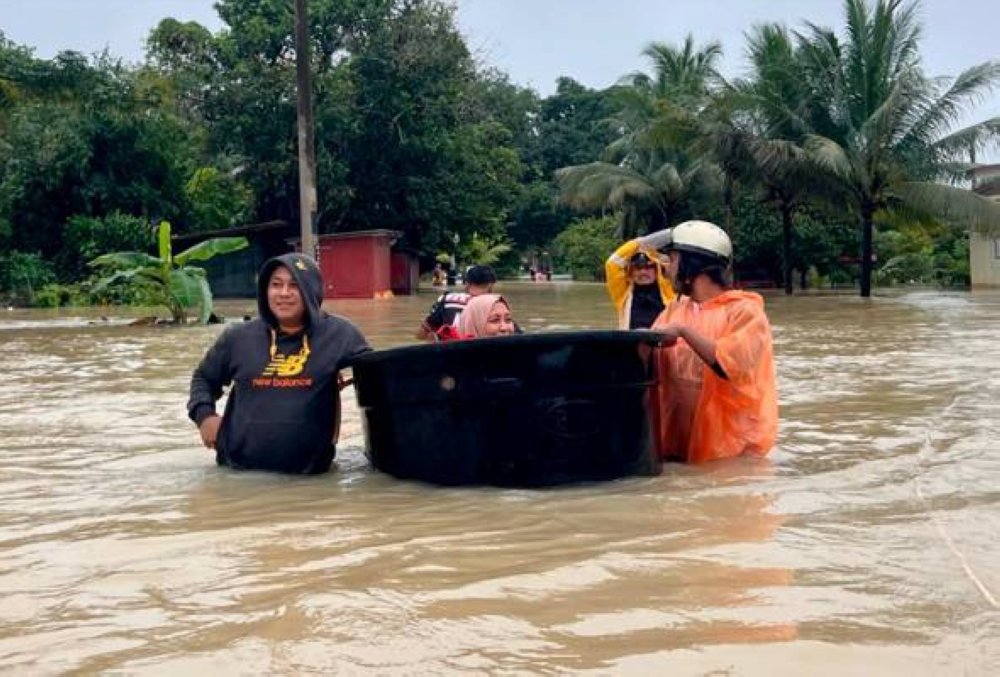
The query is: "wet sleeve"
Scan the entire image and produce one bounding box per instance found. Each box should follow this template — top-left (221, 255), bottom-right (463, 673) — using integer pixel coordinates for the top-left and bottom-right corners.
top-left (605, 240), bottom-right (639, 306)
top-left (187, 328), bottom-right (234, 425)
top-left (714, 302), bottom-right (772, 383)
top-left (422, 295), bottom-right (447, 331)
top-left (337, 321), bottom-right (373, 369)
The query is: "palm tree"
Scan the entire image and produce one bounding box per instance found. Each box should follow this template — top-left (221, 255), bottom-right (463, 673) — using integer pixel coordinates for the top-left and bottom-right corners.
top-left (707, 23), bottom-right (847, 294)
top-left (624, 34), bottom-right (724, 104)
top-left (555, 148), bottom-right (721, 237)
top-left (556, 35), bottom-right (725, 235)
top-left (798, 0), bottom-right (1000, 296)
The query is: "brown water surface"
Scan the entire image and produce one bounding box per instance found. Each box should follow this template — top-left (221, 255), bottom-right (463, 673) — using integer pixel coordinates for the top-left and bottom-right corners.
top-left (0, 283), bottom-right (997, 674)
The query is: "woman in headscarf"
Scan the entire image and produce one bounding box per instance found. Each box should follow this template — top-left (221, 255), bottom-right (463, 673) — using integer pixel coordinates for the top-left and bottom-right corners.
top-left (457, 294), bottom-right (515, 338)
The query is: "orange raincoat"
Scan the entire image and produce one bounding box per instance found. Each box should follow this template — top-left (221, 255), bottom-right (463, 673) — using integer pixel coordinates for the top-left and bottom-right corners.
top-left (651, 290), bottom-right (778, 463)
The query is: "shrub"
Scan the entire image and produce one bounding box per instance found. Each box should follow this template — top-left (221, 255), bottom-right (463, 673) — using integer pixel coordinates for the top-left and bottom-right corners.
top-left (185, 167), bottom-right (253, 232)
top-left (552, 216), bottom-right (619, 281)
top-left (0, 250), bottom-right (56, 305)
top-left (59, 213), bottom-right (155, 280)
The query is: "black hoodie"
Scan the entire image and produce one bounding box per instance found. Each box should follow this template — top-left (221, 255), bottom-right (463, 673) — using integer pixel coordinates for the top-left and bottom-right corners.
top-left (187, 253), bottom-right (370, 474)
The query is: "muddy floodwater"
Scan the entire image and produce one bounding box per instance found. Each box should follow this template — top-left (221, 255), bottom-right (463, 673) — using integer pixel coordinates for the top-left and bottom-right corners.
top-left (1, 283), bottom-right (997, 674)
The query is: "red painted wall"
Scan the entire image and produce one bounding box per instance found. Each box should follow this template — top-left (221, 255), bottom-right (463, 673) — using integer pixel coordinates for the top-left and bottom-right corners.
top-left (317, 231), bottom-right (397, 299)
top-left (390, 252), bottom-right (418, 295)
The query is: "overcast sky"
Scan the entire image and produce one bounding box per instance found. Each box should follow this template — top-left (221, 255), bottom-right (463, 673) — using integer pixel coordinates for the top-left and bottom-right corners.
top-left (2, 0), bottom-right (998, 152)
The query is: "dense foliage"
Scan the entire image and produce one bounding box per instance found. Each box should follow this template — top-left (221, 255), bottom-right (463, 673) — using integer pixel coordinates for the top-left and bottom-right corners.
top-left (2, 0), bottom-right (998, 304)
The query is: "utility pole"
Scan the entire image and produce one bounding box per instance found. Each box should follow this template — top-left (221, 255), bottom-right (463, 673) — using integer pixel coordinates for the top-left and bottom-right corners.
top-left (294, 0), bottom-right (317, 259)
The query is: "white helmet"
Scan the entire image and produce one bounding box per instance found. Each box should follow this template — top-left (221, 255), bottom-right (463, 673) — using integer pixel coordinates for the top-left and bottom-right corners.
top-left (668, 220), bottom-right (732, 265)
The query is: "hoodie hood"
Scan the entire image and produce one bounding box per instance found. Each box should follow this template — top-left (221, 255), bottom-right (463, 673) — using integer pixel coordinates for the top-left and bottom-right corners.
top-left (257, 253), bottom-right (325, 329)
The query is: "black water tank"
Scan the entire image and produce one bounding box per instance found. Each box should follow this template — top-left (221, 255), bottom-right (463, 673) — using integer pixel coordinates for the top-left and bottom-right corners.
top-left (351, 331), bottom-right (663, 487)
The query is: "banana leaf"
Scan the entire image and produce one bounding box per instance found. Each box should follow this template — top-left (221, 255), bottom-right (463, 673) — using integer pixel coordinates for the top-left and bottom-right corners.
top-left (89, 268), bottom-right (148, 297)
top-left (168, 268), bottom-right (203, 307)
top-left (169, 268), bottom-right (213, 324)
top-left (158, 221), bottom-right (172, 267)
top-left (89, 252), bottom-right (161, 270)
top-left (195, 272), bottom-right (214, 324)
top-left (175, 237), bottom-right (249, 267)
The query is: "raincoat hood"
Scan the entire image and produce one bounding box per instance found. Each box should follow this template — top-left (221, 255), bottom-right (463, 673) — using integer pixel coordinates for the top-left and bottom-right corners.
top-left (256, 253), bottom-right (325, 330)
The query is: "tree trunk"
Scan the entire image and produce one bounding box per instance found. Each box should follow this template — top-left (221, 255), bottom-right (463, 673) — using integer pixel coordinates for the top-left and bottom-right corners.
top-left (295, 0), bottom-right (318, 259)
top-left (649, 206), bottom-right (667, 234)
top-left (723, 175), bottom-right (736, 233)
top-left (860, 205), bottom-right (874, 297)
top-left (781, 203), bottom-right (794, 295)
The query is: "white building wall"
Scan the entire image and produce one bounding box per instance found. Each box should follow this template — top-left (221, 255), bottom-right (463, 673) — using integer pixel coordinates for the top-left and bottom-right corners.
top-left (970, 231), bottom-right (1000, 287)
top-left (968, 165), bottom-right (1000, 288)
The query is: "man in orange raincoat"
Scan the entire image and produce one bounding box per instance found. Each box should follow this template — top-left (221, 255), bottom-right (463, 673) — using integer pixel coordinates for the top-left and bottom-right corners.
top-left (649, 220), bottom-right (778, 464)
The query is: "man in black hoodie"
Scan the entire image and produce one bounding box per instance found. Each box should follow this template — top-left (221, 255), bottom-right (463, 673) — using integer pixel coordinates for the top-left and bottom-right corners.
top-left (187, 253), bottom-right (370, 474)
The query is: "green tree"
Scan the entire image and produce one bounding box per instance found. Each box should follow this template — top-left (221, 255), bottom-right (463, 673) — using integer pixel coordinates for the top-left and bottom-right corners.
top-left (556, 36), bottom-right (725, 236)
top-left (185, 167), bottom-right (254, 232)
top-left (626, 34), bottom-right (723, 104)
top-left (344, 1), bottom-right (522, 251)
top-left (556, 149), bottom-right (721, 237)
top-left (0, 41), bottom-right (198, 272)
top-left (705, 24), bottom-right (843, 294)
top-left (527, 78), bottom-right (623, 179)
top-left (505, 79), bottom-right (622, 252)
top-left (0, 251), bottom-right (56, 305)
top-left (59, 213), bottom-right (155, 280)
top-left (552, 215), bottom-right (620, 281)
top-left (799, 0), bottom-right (1000, 296)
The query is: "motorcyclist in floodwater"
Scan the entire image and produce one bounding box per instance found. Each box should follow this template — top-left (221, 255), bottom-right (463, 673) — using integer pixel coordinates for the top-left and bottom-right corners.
top-left (415, 264), bottom-right (496, 341)
top-left (647, 220), bottom-right (778, 464)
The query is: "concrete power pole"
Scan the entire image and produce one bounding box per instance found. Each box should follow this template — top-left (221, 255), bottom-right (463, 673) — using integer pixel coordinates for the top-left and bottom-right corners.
top-left (294, 0), bottom-right (317, 259)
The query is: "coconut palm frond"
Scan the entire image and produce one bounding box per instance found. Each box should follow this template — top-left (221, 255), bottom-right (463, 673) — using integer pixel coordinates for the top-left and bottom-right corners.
top-left (932, 117), bottom-right (1000, 161)
top-left (857, 74), bottom-right (919, 154)
top-left (650, 162), bottom-right (683, 197)
top-left (804, 134), bottom-right (855, 183)
top-left (640, 34), bottom-right (724, 101)
top-left (901, 64), bottom-right (1000, 152)
top-left (935, 161), bottom-right (977, 185)
top-left (749, 137), bottom-right (805, 176)
top-left (555, 162), bottom-right (657, 212)
top-left (892, 181), bottom-right (1000, 236)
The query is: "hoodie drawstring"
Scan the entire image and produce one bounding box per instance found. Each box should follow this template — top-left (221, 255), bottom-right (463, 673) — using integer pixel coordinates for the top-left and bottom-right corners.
top-left (269, 329), bottom-right (311, 361)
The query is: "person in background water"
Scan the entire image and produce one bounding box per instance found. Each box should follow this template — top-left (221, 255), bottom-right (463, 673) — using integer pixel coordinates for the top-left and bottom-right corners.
top-left (187, 254), bottom-right (370, 474)
top-left (649, 220), bottom-right (778, 464)
top-left (431, 262), bottom-right (447, 287)
top-left (605, 231), bottom-right (676, 329)
top-left (415, 264), bottom-right (496, 341)
top-left (457, 294), bottom-right (516, 338)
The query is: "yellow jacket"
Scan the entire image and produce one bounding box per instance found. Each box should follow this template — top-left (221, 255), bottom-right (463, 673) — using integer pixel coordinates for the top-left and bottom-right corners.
top-left (605, 239), bottom-right (675, 329)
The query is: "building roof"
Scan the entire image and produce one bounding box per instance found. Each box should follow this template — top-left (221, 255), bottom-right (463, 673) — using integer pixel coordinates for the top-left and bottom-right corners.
top-left (967, 163), bottom-right (1000, 175)
top-left (315, 229), bottom-right (404, 241)
top-left (974, 179), bottom-right (1000, 197)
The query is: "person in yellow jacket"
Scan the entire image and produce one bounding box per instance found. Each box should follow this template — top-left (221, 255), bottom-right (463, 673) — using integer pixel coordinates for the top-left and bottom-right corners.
top-left (648, 220), bottom-right (778, 464)
top-left (604, 231), bottom-right (675, 329)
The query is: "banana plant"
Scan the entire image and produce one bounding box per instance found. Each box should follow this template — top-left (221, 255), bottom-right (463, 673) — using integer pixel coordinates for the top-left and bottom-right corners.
top-left (89, 220), bottom-right (248, 324)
